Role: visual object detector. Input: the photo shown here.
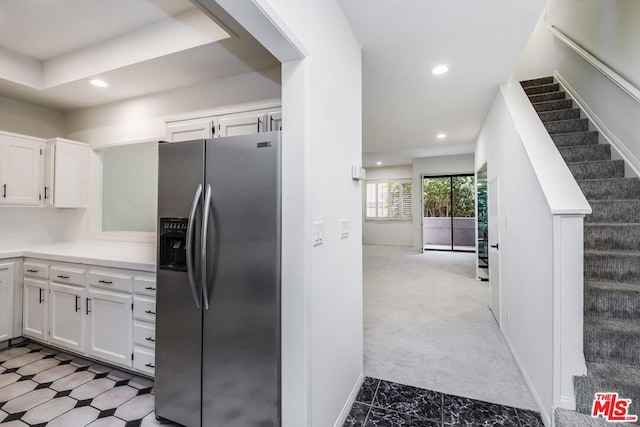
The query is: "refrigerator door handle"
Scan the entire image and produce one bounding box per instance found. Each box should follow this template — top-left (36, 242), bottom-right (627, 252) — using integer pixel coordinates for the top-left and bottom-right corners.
top-left (201, 184), bottom-right (213, 310)
top-left (186, 183), bottom-right (203, 309)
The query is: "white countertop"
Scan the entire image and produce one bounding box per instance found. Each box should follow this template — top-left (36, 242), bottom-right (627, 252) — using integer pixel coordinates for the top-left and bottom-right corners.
top-left (0, 242), bottom-right (156, 272)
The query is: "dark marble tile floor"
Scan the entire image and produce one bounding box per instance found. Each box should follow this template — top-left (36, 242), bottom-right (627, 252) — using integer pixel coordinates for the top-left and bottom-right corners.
top-left (345, 377), bottom-right (545, 427)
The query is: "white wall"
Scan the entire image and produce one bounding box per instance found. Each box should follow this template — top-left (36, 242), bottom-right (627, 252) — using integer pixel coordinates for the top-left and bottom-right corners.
top-left (364, 165), bottom-right (413, 246)
top-left (0, 95), bottom-right (64, 138)
top-left (513, 0), bottom-right (640, 174)
top-left (412, 154), bottom-right (475, 250)
top-left (476, 93), bottom-right (554, 424)
top-left (64, 67), bottom-right (281, 146)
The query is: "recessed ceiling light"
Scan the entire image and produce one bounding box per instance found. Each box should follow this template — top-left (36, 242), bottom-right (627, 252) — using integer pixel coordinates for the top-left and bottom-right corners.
top-left (376, 162), bottom-right (382, 166)
top-left (432, 65), bottom-right (449, 75)
top-left (90, 79), bottom-right (109, 88)
top-left (437, 133), bottom-right (447, 139)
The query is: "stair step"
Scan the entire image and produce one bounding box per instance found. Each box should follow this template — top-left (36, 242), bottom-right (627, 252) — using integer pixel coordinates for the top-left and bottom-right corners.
top-left (574, 362), bottom-right (640, 420)
top-left (585, 250), bottom-right (640, 284)
top-left (585, 224), bottom-right (640, 251)
top-left (524, 83), bottom-right (560, 96)
top-left (588, 200), bottom-right (640, 223)
top-left (545, 118), bottom-right (590, 134)
top-left (555, 407), bottom-right (636, 427)
top-left (533, 99), bottom-right (573, 112)
top-left (538, 108), bottom-right (581, 123)
top-left (567, 159), bottom-right (625, 180)
top-left (558, 144), bottom-right (610, 163)
top-left (586, 281), bottom-right (640, 321)
top-left (520, 76), bottom-right (554, 88)
top-left (529, 91), bottom-right (567, 103)
top-left (584, 318), bottom-right (640, 366)
top-left (578, 178), bottom-right (640, 200)
top-left (552, 131), bottom-right (599, 147)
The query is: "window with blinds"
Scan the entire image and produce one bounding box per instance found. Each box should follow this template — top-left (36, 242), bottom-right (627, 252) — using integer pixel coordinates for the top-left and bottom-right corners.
top-left (365, 179), bottom-right (412, 220)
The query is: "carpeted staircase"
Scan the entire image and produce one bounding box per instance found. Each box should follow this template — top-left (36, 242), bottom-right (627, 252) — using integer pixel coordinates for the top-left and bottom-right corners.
top-left (521, 76), bottom-right (640, 426)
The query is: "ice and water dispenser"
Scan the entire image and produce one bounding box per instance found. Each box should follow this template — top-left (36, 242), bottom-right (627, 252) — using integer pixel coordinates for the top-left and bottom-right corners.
top-left (159, 217), bottom-right (189, 272)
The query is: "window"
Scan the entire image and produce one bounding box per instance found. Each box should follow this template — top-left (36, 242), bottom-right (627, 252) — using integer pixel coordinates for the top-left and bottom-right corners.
top-left (365, 179), bottom-right (412, 220)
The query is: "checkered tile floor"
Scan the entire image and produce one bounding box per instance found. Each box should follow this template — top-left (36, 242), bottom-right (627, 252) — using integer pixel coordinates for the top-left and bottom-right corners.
top-left (0, 341), bottom-right (173, 426)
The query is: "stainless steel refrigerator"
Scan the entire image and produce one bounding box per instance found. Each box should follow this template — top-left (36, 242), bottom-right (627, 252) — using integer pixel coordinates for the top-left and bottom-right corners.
top-left (155, 132), bottom-right (281, 427)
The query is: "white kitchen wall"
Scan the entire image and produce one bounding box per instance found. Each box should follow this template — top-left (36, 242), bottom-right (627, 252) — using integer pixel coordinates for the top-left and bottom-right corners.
top-left (0, 95), bottom-right (64, 138)
top-left (513, 0), bottom-right (640, 175)
top-left (64, 67), bottom-right (281, 146)
top-left (364, 165), bottom-right (413, 246)
top-left (412, 154), bottom-right (475, 251)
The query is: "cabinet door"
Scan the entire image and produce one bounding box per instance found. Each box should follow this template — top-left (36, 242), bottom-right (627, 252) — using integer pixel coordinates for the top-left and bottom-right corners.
top-left (166, 119), bottom-right (215, 142)
top-left (0, 138), bottom-right (41, 205)
top-left (268, 111), bottom-right (282, 131)
top-left (43, 143), bottom-right (55, 206)
top-left (54, 140), bottom-right (88, 208)
top-left (86, 288), bottom-right (132, 367)
top-left (0, 263), bottom-right (15, 342)
top-left (23, 279), bottom-right (47, 341)
top-left (218, 111), bottom-right (267, 137)
top-left (49, 283), bottom-right (84, 352)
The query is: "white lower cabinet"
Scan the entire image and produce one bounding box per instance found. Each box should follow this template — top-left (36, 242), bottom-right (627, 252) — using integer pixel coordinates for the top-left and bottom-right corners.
top-left (0, 262), bottom-right (15, 342)
top-left (86, 288), bottom-right (133, 368)
top-left (23, 278), bottom-right (47, 341)
top-left (21, 258), bottom-right (154, 376)
top-left (49, 282), bottom-right (84, 352)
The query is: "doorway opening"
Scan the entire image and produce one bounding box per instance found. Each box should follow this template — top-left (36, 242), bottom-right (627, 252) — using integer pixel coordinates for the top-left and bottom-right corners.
top-left (476, 165), bottom-right (489, 280)
top-left (422, 174), bottom-right (475, 252)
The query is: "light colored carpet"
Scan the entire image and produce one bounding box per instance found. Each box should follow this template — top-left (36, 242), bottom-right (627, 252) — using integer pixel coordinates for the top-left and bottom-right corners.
top-left (363, 244), bottom-right (537, 410)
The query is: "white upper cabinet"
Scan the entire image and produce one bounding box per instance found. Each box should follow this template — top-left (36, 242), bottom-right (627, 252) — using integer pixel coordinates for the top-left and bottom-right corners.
top-left (166, 118), bottom-right (216, 142)
top-left (218, 110), bottom-right (268, 137)
top-left (0, 135), bottom-right (43, 206)
top-left (43, 143), bottom-right (55, 207)
top-left (164, 105), bottom-right (281, 142)
top-left (47, 138), bottom-right (89, 208)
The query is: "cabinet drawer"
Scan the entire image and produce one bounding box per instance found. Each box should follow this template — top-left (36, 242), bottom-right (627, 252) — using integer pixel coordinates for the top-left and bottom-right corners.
top-left (24, 262), bottom-right (49, 280)
top-left (134, 297), bottom-right (156, 323)
top-left (133, 321), bottom-right (155, 349)
top-left (87, 271), bottom-right (133, 293)
top-left (133, 347), bottom-right (155, 376)
top-left (134, 277), bottom-right (156, 297)
top-left (50, 266), bottom-right (85, 286)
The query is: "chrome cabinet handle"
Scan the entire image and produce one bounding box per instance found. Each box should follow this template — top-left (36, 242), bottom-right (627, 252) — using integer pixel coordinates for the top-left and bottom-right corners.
top-left (186, 183), bottom-right (203, 309)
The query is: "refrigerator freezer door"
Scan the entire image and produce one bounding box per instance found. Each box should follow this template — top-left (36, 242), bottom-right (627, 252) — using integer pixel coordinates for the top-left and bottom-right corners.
top-left (156, 140), bottom-right (205, 427)
top-left (202, 132), bottom-right (281, 426)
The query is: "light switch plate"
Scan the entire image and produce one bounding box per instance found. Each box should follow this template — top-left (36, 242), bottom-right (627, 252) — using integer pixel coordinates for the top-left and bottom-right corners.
top-left (313, 222), bottom-right (323, 246)
top-left (340, 219), bottom-right (349, 239)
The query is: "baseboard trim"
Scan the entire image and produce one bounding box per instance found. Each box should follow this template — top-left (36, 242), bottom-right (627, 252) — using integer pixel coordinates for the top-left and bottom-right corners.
top-left (333, 371), bottom-right (364, 427)
top-left (500, 328), bottom-right (552, 427)
top-left (554, 71), bottom-right (640, 179)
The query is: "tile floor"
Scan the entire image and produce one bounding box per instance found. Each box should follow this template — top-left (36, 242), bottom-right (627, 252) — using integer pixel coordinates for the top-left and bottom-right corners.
top-left (0, 341), bottom-right (174, 426)
top-left (344, 377), bottom-right (545, 427)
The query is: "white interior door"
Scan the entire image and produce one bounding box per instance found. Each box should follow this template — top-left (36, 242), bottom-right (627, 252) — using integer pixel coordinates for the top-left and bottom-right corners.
top-left (488, 177), bottom-right (501, 325)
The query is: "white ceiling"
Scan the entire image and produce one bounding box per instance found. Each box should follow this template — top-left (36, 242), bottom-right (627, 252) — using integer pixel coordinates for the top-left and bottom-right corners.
top-left (339, 0), bottom-right (546, 167)
top-left (0, 0), bottom-right (279, 112)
